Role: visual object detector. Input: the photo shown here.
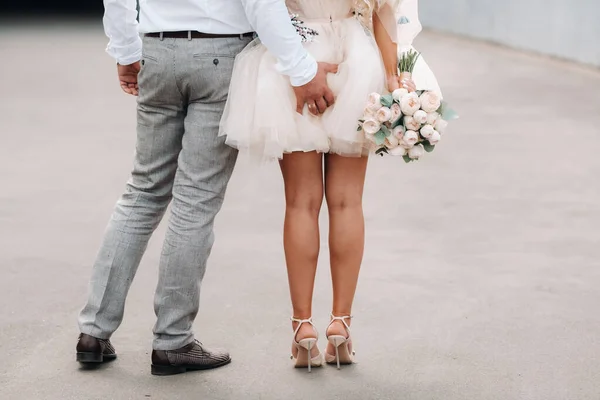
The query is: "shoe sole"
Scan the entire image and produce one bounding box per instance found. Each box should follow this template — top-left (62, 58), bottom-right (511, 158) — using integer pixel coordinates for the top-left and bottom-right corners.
top-left (77, 352), bottom-right (117, 364)
top-left (151, 358), bottom-right (232, 376)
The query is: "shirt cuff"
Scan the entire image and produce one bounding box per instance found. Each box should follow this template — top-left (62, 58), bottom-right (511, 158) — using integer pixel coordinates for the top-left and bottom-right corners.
top-left (107, 37), bottom-right (143, 65)
top-left (287, 54), bottom-right (318, 87)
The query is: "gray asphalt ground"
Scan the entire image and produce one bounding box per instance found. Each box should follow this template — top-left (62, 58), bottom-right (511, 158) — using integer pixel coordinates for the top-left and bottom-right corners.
top-left (1, 20), bottom-right (600, 400)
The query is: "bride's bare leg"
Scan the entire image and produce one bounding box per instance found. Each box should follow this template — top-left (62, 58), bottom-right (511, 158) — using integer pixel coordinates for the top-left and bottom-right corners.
top-left (324, 154), bottom-right (368, 348)
top-left (280, 151), bottom-right (324, 356)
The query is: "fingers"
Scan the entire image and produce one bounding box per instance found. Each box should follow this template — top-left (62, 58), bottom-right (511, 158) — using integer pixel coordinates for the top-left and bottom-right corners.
top-left (307, 101), bottom-right (318, 116)
top-left (401, 78), bottom-right (417, 92)
top-left (120, 81), bottom-right (139, 96)
top-left (316, 97), bottom-right (328, 114)
top-left (296, 96), bottom-right (304, 114)
top-left (324, 88), bottom-right (335, 107)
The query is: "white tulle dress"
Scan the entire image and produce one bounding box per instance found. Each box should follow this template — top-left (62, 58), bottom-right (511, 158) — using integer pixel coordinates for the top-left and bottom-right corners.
top-left (220, 0), bottom-right (440, 161)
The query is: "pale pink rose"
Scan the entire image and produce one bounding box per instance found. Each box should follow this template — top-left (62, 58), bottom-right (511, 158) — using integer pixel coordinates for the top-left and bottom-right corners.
top-left (428, 130), bottom-right (441, 145)
top-left (376, 107), bottom-right (393, 123)
top-left (404, 116), bottom-right (421, 132)
top-left (401, 130), bottom-right (419, 149)
top-left (385, 135), bottom-right (400, 149)
top-left (435, 119), bottom-right (449, 134)
top-left (367, 92), bottom-right (383, 111)
top-left (400, 92), bottom-right (420, 116)
top-left (392, 125), bottom-right (405, 140)
top-left (362, 118), bottom-right (381, 135)
top-left (419, 91), bottom-right (442, 113)
top-left (389, 146), bottom-right (407, 156)
top-left (408, 144), bottom-right (425, 159)
top-left (390, 103), bottom-right (402, 123)
top-left (413, 110), bottom-right (428, 125)
top-left (426, 112), bottom-right (440, 126)
top-left (420, 124), bottom-right (435, 139)
top-left (392, 88), bottom-right (409, 102)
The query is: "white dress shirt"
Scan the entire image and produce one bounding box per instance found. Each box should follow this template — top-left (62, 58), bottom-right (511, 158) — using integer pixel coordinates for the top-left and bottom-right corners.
top-left (103, 0), bottom-right (317, 86)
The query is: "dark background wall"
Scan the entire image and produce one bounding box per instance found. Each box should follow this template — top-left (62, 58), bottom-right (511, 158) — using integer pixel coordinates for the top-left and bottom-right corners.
top-left (0, 1), bottom-right (103, 15)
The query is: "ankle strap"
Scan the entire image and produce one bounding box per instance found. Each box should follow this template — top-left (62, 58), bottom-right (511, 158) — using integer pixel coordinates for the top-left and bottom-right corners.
top-left (291, 317), bottom-right (318, 342)
top-left (329, 314), bottom-right (353, 333)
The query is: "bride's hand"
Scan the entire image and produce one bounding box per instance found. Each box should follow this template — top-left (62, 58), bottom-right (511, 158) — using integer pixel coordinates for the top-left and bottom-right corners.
top-left (387, 74), bottom-right (417, 93)
top-left (400, 76), bottom-right (417, 93)
top-left (386, 74), bottom-right (401, 92)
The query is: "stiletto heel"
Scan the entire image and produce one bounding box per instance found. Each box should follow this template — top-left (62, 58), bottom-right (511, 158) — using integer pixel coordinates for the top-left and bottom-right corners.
top-left (325, 315), bottom-right (356, 368)
top-left (290, 317), bottom-right (324, 372)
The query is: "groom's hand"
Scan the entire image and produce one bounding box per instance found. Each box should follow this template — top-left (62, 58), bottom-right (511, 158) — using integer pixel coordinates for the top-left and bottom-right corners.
top-left (294, 62), bottom-right (338, 115)
top-left (117, 62), bottom-right (141, 96)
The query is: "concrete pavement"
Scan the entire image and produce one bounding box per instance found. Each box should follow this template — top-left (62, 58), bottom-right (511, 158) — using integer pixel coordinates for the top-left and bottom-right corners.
top-left (1, 21), bottom-right (600, 400)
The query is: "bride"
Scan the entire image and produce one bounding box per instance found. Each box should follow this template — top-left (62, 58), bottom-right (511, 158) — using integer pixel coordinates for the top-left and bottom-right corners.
top-left (220, 0), bottom-right (439, 370)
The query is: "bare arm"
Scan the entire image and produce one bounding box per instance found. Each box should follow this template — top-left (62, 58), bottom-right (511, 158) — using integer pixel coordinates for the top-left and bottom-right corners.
top-left (373, 11), bottom-right (400, 91)
top-left (372, 3), bottom-right (417, 92)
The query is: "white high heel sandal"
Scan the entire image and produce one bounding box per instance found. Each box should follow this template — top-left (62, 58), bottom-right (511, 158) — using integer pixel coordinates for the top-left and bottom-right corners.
top-left (290, 317), bottom-right (324, 372)
top-left (325, 315), bottom-right (356, 369)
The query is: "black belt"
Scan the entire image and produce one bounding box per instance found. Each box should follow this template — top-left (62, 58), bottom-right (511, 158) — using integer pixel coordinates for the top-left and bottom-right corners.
top-left (145, 31), bottom-right (254, 39)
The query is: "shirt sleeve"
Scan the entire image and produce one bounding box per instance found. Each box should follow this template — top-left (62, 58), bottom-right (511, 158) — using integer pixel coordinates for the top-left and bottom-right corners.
top-left (103, 0), bottom-right (143, 65)
top-left (240, 0), bottom-right (318, 87)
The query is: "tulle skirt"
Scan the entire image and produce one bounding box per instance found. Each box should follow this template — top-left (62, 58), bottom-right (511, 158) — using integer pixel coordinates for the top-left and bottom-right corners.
top-left (219, 16), bottom-right (440, 162)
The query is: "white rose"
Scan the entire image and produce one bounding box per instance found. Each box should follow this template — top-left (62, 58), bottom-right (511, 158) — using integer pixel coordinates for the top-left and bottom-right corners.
top-left (389, 146), bottom-right (407, 156)
top-left (385, 135), bottom-right (399, 149)
top-left (419, 91), bottom-right (442, 113)
top-left (392, 125), bottom-right (405, 140)
top-left (435, 119), bottom-right (448, 134)
top-left (404, 116), bottom-right (421, 131)
top-left (367, 92), bottom-right (383, 111)
top-left (401, 130), bottom-right (419, 149)
top-left (362, 118), bottom-right (381, 135)
top-left (376, 107), bottom-right (393, 123)
top-left (426, 112), bottom-right (440, 126)
top-left (420, 124), bottom-right (435, 139)
top-left (413, 110), bottom-right (428, 125)
top-left (400, 92), bottom-right (420, 116)
top-left (392, 88), bottom-right (409, 102)
top-left (428, 130), bottom-right (441, 145)
top-left (408, 144), bottom-right (425, 159)
top-left (390, 103), bottom-right (402, 123)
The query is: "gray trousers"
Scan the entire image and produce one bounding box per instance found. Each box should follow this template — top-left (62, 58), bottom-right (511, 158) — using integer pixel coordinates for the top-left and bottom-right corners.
top-left (78, 35), bottom-right (251, 350)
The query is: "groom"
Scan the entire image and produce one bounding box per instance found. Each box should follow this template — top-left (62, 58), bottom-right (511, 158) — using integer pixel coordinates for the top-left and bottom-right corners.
top-left (77, 0), bottom-right (337, 376)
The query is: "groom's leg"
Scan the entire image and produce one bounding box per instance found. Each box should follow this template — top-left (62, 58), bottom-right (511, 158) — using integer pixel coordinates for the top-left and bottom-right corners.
top-left (152, 37), bottom-right (249, 350)
top-left (79, 37), bottom-right (185, 339)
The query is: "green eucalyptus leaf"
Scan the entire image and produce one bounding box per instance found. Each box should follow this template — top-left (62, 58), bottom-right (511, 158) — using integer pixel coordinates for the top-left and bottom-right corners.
top-left (380, 94), bottom-right (394, 108)
top-left (391, 117), bottom-right (403, 129)
top-left (380, 124), bottom-right (391, 137)
top-left (441, 107), bottom-right (459, 121)
top-left (423, 142), bottom-right (435, 153)
top-left (374, 130), bottom-right (387, 146)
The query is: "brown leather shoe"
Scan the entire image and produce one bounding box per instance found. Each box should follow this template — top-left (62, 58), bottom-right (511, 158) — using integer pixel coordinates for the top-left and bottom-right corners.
top-left (151, 340), bottom-right (231, 376)
top-left (76, 333), bottom-right (117, 363)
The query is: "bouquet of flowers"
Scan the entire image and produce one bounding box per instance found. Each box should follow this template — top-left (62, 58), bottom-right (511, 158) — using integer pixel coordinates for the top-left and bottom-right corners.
top-left (357, 50), bottom-right (457, 162)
